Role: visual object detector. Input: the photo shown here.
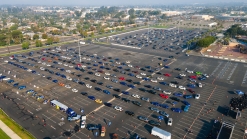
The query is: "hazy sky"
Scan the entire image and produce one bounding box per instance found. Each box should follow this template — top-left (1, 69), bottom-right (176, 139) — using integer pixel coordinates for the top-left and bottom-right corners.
top-left (0, 0), bottom-right (246, 6)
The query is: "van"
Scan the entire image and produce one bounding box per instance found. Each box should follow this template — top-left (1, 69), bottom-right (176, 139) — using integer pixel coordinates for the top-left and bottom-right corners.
top-left (167, 118), bottom-right (173, 126)
top-left (100, 126), bottom-right (106, 137)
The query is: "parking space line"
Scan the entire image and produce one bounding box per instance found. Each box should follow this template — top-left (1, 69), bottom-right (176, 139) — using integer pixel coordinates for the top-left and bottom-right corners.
top-left (42, 114), bottom-right (56, 123)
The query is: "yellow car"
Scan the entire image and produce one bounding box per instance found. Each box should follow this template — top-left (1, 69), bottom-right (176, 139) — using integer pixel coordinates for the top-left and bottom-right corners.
top-left (95, 99), bottom-right (102, 104)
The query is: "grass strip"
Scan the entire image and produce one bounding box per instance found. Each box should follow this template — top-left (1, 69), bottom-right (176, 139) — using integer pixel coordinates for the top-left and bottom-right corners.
top-left (0, 128), bottom-right (11, 139)
top-left (0, 109), bottom-right (35, 139)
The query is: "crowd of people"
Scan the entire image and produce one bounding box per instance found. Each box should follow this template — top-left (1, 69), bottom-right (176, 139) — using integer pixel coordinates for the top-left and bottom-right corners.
top-left (230, 94), bottom-right (247, 110)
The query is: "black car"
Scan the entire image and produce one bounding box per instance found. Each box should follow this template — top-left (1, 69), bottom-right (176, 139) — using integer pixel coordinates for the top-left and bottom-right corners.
top-left (114, 88), bottom-right (121, 92)
top-left (81, 92), bottom-right (88, 96)
top-left (122, 98), bottom-right (130, 103)
top-left (105, 102), bottom-right (112, 107)
top-left (139, 88), bottom-right (146, 92)
top-left (148, 120), bottom-right (160, 127)
top-left (144, 85), bottom-right (152, 88)
top-left (156, 72), bottom-right (162, 75)
top-left (71, 72), bottom-right (76, 75)
top-left (80, 69), bottom-right (85, 72)
top-left (113, 94), bottom-right (121, 99)
top-left (91, 79), bottom-right (97, 83)
top-left (133, 101), bottom-right (142, 107)
top-left (176, 76), bottom-right (183, 79)
top-left (88, 72), bottom-right (94, 74)
top-left (126, 79), bottom-right (132, 82)
top-left (77, 74), bottom-right (82, 77)
top-left (85, 77), bottom-right (90, 80)
top-left (105, 67), bottom-right (111, 70)
top-left (78, 81), bottom-right (85, 85)
top-left (47, 77), bottom-right (52, 80)
top-left (170, 97), bottom-right (180, 102)
top-left (169, 56), bottom-right (174, 58)
top-left (97, 82), bottom-right (103, 85)
top-left (171, 81), bottom-right (179, 84)
top-left (95, 87), bottom-right (102, 91)
top-left (125, 68), bottom-right (131, 71)
top-left (148, 90), bottom-right (157, 95)
top-left (125, 111), bottom-right (135, 116)
top-left (113, 69), bottom-right (119, 72)
top-left (133, 82), bottom-right (141, 85)
top-left (140, 68), bottom-right (146, 71)
top-left (175, 68), bottom-right (181, 71)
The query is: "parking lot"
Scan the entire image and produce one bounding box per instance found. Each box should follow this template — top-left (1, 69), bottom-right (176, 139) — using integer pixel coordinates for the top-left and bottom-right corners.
top-left (0, 33), bottom-right (247, 139)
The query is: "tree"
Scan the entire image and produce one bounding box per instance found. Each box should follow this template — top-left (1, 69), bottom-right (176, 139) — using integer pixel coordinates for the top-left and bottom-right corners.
top-left (160, 14), bottom-right (167, 20)
top-left (128, 8), bottom-right (135, 15)
top-left (10, 24), bottom-right (18, 30)
top-left (46, 37), bottom-right (54, 45)
top-left (42, 34), bottom-right (48, 39)
top-left (74, 10), bottom-right (82, 17)
top-left (33, 34), bottom-right (39, 40)
top-left (35, 40), bottom-right (43, 47)
top-left (91, 32), bottom-right (94, 38)
top-left (53, 37), bottom-right (60, 43)
top-left (22, 41), bottom-right (30, 49)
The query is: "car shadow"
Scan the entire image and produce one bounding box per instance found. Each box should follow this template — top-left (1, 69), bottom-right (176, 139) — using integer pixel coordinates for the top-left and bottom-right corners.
top-left (143, 124), bottom-right (153, 133)
top-left (228, 91), bottom-right (235, 94)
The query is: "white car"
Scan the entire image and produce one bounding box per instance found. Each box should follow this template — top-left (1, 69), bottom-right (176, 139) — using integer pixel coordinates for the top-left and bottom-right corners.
top-left (40, 67), bottom-right (45, 70)
top-left (81, 65), bottom-right (86, 68)
top-left (4, 60), bottom-right (8, 63)
top-left (114, 106), bottom-right (123, 111)
top-left (151, 79), bottom-right (157, 83)
top-left (167, 118), bottom-right (173, 126)
top-left (3, 77), bottom-right (10, 81)
top-left (163, 91), bottom-right (171, 95)
top-left (38, 61), bottom-right (42, 63)
top-left (64, 64), bottom-right (68, 66)
top-left (132, 94), bottom-right (140, 98)
top-left (179, 73), bottom-right (186, 77)
top-left (169, 83), bottom-right (177, 88)
top-left (105, 72), bottom-right (110, 75)
top-left (27, 69), bottom-right (32, 72)
top-left (186, 70), bottom-right (193, 73)
top-left (141, 72), bottom-right (146, 76)
top-left (58, 62), bottom-right (62, 65)
top-left (116, 62), bottom-right (121, 64)
top-left (178, 86), bottom-right (186, 90)
top-left (126, 61), bottom-right (130, 63)
top-left (9, 57), bottom-right (13, 59)
top-left (86, 58), bottom-right (91, 61)
top-left (95, 73), bottom-right (101, 76)
top-left (86, 84), bottom-right (92, 88)
top-left (46, 64), bottom-right (51, 67)
top-left (65, 85), bottom-right (71, 88)
top-left (67, 77), bottom-right (72, 80)
top-left (198, 82), bottom-right (202, 88)
top-left (69, 65), bottom-right (74, 68)
top-left (157, 77), bottom-right (164, 80)
top-left (203, 74), bottom-right (209, 78)
top-left (82, 57), bottom-right (86, 59)
top-left (128, 64), bottom-right (133, 67)
top-left (42, 74), bottom-right (46, 77)
top-left (104, 76), bottom-right (110, 80)
top-left (66, 70), bottom-right (71, 73)
top-left (195, 94), bottom-right (200, 99)
top-left (42, 62), bottom-right (46, 65)
top-left (80, 120), bottom-right (86, 129)
top-left (136, 75), bottom-right (142, 79)
top-left (72, 88), bottom-right (78, 92)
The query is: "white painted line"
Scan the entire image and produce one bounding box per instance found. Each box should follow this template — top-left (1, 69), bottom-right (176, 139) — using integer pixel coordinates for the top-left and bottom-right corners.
top-left (224, 58), bottom-right (229, 60)
top-left (235, 59), bottom-right (240, 61)
top-left (111, 43), bottom-right (141, 49)
top-left (231, 59), bottom-right (235, 60)
top-left (219, 57), bottom-right (223, 59)
top-left (209, 56), bottom-right (213, 57)
top-left (213, 56), bottom-right (218, 58)
top-left (241, 60), bottom-right (245, 62)
top-left (205, 55), bottom-right (208, 57)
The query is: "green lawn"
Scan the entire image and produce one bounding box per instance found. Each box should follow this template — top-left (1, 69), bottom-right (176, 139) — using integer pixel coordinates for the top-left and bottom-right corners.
top-left (150, 25), bottom-right (168, 28)
top-left (0, 128), bottom-right (11, 139)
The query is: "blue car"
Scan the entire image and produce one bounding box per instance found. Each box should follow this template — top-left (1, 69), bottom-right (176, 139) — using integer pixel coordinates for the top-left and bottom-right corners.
top-left (171, 108), bottom-right (182, 113)
top-left (32, 70), bottom-right (36, 74)
top-left (188, 84), bottom-right (196, 88)
top-left (106, 85), bottom-right (113, 89)
top-left (184, 105), bottom-right (190, 112)
top-left (61, 75), bottom-right (66, 78)
top-left (103, 90), bottom-right (110, 95)
top-left (75, 67), bottom-right (80, 70)
top-left (52, 80), bottom-right (58, 83)
top-left (56, 72), bottom-right (60, 76)
top-left (173, 93), bottom-right (183, 97)
top-left (184, 95), bottom-right (193, 99)
top-left (93, 64), bottom-right (98, 66)
top-left (0, 75), bottom-right (6, 79)
top-left (127, 84), bottom-right (135, 88)
top-left (98, 62), bottom-right (103, 64)
top-left (120, 82), bottom-right (127, 86)
top-left (182, 100), bottom-right (191, 106)
top-left (159, 104), bottom-right (169, 109)
top-left (7, 80), bottom-right (14, 83)
top-left (128, 73), bottom-right (135, 76)
top-left (143, 77), bottom-right (150, 81)
top-left (88, 96), bottom-right (96, 100)
top-left (18, 85), bottom-right (26, 90)
top-left (160, 82), bottom-right (167, 85)
top-left (198, 77), bottom-right (206, 81)
top-left (60, 68), bottom-right (65, 71)
top-left (164, 66), bottom-right (170, 69)
top-left (13, 83), bottom-right (19, 87)
top-left (145, 66), bottom-right (151, 69)
top-left (151, 102), bottom-right (160, 106)
top-left (100, 66), bottom-right (104, 69)
top-left (122, 91), bottom-right (130, 95)
top-left (163, 59), bottom-right (168, 62)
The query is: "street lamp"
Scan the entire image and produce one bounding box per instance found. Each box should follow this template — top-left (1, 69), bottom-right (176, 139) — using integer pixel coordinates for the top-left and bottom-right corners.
top-left (77, 36), bottom-right (81, 63)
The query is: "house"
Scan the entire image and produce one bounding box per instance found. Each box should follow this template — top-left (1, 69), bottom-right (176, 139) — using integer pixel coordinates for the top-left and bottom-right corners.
top-left (192, 15), bottom-right (214, 20)
top-left (208, 22), bottom-right (218, 27)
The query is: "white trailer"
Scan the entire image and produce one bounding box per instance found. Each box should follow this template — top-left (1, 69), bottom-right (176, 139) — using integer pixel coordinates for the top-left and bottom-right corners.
top-left (151, 127), bottom-right (171, 139)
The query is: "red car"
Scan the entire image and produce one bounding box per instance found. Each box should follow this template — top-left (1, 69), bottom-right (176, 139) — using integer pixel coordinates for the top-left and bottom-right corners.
top-left (119, 77), bottom-right (125, 80)
top-left (135, 66), bottom-right (140, 69)
top-left (98, 70), bottom-right (104, 73)
top-left (164, 73), bottom-right (171, 77)
top-left (189, 75), bottom-right (197, 79)
top-left (187, 89), bottom-right (195, 94)
top-left (159, 94), bottom-right (169, 99)
top-left (77, 64), bottom-right (82, 67)
top-left (42, 58), bottom-right (46, 60)
top-left (132, 71), bottom-right (138, 73)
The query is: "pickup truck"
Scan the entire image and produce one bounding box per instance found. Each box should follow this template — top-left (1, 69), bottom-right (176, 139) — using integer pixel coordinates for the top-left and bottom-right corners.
top-left (101, 126), bottom-right (106, 137)
top-left (67, 115), bottom-right (81, 122)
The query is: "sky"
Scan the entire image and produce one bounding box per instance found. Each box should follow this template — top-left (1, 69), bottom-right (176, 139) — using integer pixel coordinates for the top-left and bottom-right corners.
top-left (0, 0), bottom-right (246, 6)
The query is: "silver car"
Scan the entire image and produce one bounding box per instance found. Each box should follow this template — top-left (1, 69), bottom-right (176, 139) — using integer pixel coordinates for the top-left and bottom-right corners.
top-left (150, 107), bottom-right (160, 113)
top-left (141, 97), bottom-right (150, 102)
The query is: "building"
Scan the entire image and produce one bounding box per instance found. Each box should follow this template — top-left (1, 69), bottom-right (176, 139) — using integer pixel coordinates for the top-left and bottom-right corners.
top-left (231, 11), bottom-right (245, 15)
top-left (208, 22), bottom-right (218, 27)
top-left (161, 11), bottom-right (183, 16)
top-left (192, 15), bottom-right (214, 20)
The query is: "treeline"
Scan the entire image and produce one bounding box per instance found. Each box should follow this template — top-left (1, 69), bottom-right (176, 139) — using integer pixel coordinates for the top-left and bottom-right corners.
top-left (224, 24), bottom-right (247, 37)
top-left (196, 36), bottom-right (217, 47)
